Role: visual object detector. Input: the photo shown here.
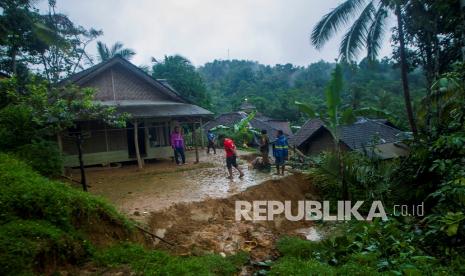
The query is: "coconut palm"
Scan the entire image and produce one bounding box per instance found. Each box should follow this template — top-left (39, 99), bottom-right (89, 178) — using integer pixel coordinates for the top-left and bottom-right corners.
top-left (311, 0), bottom-right (417, 136)
top-left (96, 41), bottom-right (135, 62)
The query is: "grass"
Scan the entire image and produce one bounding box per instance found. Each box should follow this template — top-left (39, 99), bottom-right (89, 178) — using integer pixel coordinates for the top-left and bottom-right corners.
top-left (94, 243), bottom-right (248, 275)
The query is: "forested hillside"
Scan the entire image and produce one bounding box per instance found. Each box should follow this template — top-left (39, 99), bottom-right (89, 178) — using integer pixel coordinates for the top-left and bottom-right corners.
top-left (199, 58), bottom-right (426, 127)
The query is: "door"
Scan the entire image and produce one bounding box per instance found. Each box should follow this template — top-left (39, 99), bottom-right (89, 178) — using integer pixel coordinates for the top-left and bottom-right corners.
top-left (127, 122), bottom-right (147, 158)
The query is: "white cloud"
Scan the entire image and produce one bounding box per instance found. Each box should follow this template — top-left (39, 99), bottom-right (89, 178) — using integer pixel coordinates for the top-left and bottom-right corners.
top-left (41, 0), bottom-right (393, 66)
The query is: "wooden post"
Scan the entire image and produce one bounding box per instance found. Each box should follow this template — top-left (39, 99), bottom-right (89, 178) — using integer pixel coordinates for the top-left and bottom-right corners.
top-left (57, 132), bottom-right (64, 175)
top-left (75, 133), bottom-right (87, 192)
top-left (104, 125), bottom-right (109, 152)
top-left (134, 120), bottom-right (144, 169)
top-left (192, 122), bottom-right (199, 163)
top-left (200, 117), bottom-right (205, 149)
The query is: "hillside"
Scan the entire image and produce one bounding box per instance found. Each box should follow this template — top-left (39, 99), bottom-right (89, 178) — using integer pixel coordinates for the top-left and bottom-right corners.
top-left (199, 59), bottom-right (426, 127)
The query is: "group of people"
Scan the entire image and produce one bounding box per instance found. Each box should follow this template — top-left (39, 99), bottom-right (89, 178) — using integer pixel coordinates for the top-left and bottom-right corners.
top-left (169, 126), bottom-right (288, 179)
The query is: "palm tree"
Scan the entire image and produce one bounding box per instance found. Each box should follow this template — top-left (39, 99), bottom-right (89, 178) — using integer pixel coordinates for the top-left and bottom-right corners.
top-left (311, 0), bottom-right (418, 136)
top-left (96, 41), bottom-right (135, 62)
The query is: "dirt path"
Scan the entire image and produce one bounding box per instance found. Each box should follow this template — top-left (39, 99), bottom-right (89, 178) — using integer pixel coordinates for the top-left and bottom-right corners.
top-left (77, 150), bottom-right (280, 221)
top-left (148, 173), bottom-right (319, 262)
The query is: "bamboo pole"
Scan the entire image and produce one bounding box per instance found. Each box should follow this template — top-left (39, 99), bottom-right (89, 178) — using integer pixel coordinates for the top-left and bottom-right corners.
top-left (134, 120), bottom-right (144, 169)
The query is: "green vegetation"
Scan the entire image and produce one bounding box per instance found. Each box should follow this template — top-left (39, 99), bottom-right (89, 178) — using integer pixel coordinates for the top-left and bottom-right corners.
top-left (199, 58), bottom-right (425, 128)
top-left (1, 0), bottom-right (465, 274)
top-left (96, 41), bottom-right (135, 62)
top-left (263, 62), bottom-right (465, 275)
top-left (0, 154), bottom-right (248, 274)
top-left (151, 55), bottom-right (212, 108)
top-left (94, 243), bottom-right (248, 275)
top-left (0, 153), bottom-right (128, 274)
top-left (211, 111), bottom-right (258, 147)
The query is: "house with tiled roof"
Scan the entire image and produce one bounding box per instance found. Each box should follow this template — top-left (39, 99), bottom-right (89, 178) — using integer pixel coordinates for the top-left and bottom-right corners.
top-left (290, 118), bottom-right (409, 159)
top-left (59, 56), bottom-right (212, 167)
top-left (203, 100), bottom-right (292, 141)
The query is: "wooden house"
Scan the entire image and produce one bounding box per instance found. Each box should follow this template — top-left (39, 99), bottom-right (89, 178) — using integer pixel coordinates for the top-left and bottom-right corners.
top-left (59, 56), bottom-right (212, 167)
top-left (290, 118), bottom-right (409, 159)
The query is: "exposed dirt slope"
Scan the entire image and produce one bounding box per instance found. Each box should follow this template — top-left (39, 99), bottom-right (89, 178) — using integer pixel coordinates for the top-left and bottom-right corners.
top-left (148, 173), bottom-right (318, 261)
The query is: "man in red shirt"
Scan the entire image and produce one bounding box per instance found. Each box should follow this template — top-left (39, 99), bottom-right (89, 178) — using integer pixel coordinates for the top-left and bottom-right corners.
top-left (223, 137), bottom-right (244, 179)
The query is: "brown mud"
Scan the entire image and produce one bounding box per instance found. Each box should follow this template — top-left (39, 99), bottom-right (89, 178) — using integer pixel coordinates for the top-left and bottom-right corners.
top-left (148, 173), bottom-right (320, 261)
top-left (76, 149), bottom-right (321, 264)
top-left (77, 150), bottom-right (278, 221)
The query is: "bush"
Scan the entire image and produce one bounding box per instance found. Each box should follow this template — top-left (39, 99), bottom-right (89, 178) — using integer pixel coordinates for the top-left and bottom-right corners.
top-left (0, 220), bottom-right (89, 275)
top-left (15, 140), bottom-right (63, 177)
top-left (0, 153), bottom-right (131, 274)
top-left (0, 105), bottom-right (37, 151)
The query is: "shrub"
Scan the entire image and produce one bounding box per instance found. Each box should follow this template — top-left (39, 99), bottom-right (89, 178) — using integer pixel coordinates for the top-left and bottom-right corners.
top-left (0, 105), bottom-right (37, 151)
top-left (0, 220), bottom-right (89, 275)
top-left (15, 140), bottom-right (63, 177)
top-left (0, 153), bottom-right (131, 274)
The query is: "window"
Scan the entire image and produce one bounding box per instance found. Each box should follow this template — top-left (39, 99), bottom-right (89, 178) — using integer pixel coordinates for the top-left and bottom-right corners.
top-left (148, 122), bottom-right (169, 147)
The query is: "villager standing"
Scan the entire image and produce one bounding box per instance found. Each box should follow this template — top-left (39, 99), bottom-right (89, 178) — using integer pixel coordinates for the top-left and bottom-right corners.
top-left (273, 130), bottom-right (288, 175)
top-left (171, 126), bottom-right (186, 165)
top-left (207, 129), bottom-right (216, 154)
top-left (223, 137), bottom-right (244, 179)
top-left (259, 129), bottom-right (270, 166)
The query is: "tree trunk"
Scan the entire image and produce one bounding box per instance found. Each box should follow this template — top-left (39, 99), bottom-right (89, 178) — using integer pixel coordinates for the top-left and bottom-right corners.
top-left (75, 133), bottom-right (87, 192)
top-left (395, 4), bottom-right (418, 137)
top-left (134, 120), bottom-right (144, 169)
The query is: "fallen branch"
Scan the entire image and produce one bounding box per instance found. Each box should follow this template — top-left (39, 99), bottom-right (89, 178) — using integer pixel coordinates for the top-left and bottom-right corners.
top-left (134, 225), bottom-right (176, 247)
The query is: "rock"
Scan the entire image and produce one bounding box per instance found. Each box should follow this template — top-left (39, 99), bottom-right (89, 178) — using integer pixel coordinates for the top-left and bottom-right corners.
top-left (219, 252), bottom-right (226, 258)
top-left (304, 193), bottom-right (316, 200)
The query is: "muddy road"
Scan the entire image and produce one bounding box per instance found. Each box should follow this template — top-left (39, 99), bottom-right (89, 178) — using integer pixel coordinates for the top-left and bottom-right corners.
top-left (78, 150), bottom-right (280, 220)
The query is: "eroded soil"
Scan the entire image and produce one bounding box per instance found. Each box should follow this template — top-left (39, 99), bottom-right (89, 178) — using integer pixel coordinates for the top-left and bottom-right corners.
top-left (75, 149), bottom-right (320, 266)
top-left (148, 173), bottom-right (319, 262)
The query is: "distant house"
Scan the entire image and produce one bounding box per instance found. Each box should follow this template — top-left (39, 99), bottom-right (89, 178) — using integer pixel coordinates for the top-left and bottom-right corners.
top-left (59, 56), bottom-right (212, 167)
top-left (290, 118), bottom-right (409, 159)
top-left (203, 100), bottom-right (292, 139)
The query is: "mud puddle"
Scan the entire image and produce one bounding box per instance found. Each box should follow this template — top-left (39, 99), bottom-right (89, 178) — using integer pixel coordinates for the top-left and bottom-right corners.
top-left (148, 173), bottom-right (320, 262)
top-left (74, 150), bottom-right (277, 220)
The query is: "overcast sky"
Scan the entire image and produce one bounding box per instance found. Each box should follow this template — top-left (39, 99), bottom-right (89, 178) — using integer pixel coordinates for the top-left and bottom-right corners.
top-left (40, 0), bottom-right (393, 67)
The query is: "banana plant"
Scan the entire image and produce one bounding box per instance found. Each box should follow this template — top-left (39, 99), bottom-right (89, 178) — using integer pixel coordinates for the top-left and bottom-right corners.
top-left (295, 64), bottom-right (349, 198)
top-left (295, 63), bottom-right (344, 147)
top-left (211, 111), bottom-right (259, 147)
